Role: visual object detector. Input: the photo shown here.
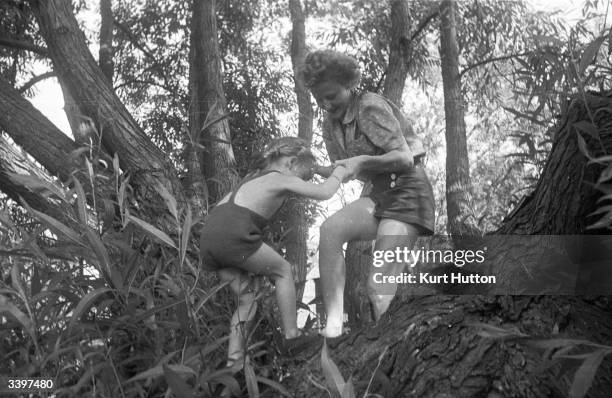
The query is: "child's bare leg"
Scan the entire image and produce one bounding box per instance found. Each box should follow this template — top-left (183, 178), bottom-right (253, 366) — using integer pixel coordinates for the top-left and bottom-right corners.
top-left (241, 244), bottom-right (299, 339)
top-left (218, 268), bottom-right (257, 365)
top-left (367, 220), bottom-right (419, 320)
top-left (319, 198), bottom-right (378, 338)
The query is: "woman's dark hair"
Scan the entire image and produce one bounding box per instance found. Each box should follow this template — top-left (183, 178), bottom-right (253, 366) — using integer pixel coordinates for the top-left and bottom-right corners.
top-left (252, 137), bottom-right (316, 175)
top-left (300, 49), bottom-right (361, 89)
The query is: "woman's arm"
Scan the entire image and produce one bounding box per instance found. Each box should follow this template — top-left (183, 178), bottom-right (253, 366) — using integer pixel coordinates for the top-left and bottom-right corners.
top-left (335, 149), bottom-right (413, 180)
top-left (281, 166), bottom-right (347, 200)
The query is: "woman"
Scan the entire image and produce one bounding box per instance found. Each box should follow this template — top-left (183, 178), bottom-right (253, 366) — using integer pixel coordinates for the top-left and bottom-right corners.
top-left (300, 50), bottom-right (435, 338)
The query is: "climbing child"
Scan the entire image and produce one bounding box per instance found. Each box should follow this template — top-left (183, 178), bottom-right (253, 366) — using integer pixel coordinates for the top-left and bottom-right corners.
top-left (200, 137), bottom-right (348, 367)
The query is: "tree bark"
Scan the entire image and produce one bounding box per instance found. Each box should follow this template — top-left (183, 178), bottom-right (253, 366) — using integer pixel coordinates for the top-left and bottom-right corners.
top-left (286, 93), bottom-right (612, 397)
top-left (28, 0), bottom-right (181, 200)
top-left (0, 135), bottom-right (75, 227)
top-left (287, 0), bottom-right (313, 300)
top-left (99, 0), bottom-right (114, 86)
top-left (189, 0), bottom-right (237, 204)
top-left (439, 0), bottom-right (478, 237)
top-left (383, 0), bottom-right (411, 106)
top-left (0, 77), bottom-right (79, 182)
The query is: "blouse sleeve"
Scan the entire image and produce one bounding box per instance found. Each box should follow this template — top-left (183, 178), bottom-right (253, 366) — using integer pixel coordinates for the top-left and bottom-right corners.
top-left (356, 94), bottom-right (408, 154)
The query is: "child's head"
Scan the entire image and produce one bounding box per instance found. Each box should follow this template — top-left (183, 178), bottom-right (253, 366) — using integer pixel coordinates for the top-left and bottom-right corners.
top-left (254, 137), bottom-right (316, 180)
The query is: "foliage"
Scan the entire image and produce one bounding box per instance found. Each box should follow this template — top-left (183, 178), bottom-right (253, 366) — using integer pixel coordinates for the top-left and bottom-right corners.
top-left (0, 155), bottom-right (293, 397)
top-left (473, 323), bottom-right (612, 398)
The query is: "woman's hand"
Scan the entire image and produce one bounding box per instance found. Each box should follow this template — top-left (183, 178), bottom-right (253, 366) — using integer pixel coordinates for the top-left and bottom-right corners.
top-left (313, 164), bottom-right (334, 178)
top-left (333, 155), bottom-right (367, 181)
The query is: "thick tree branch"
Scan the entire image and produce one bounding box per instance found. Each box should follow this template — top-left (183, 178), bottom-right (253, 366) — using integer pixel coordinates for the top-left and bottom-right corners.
top-left (0, 77), bottom-right (79, 182)
top-left (29, 0), bottom-right (182, 201)
top-left (0, 135), bottom-right (75, 226)
top-left (0, 36), bottom-right (48, 56)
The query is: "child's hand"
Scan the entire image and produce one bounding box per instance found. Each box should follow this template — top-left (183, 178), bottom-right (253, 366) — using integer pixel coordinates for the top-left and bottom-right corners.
top-left (314, 164), bottom-right (334, 178)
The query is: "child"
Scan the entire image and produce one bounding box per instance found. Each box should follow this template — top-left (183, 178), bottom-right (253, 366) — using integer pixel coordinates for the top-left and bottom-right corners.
top-left (200, 137), bottom-right (348, 367)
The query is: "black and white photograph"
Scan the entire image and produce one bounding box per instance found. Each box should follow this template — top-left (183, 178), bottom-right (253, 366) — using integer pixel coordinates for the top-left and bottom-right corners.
top-left (1, 0), bottom-right (612, 397)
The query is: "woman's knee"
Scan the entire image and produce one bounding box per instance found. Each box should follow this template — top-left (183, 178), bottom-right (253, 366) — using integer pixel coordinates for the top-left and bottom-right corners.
top-left (320, 217), bottom-right (349, 245)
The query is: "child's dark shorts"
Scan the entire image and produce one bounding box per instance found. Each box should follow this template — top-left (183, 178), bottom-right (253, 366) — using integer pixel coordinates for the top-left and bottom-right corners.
top-left (369, 163), bottom-right (435, 235)
top-left (200, 205), bottom-right (267, 271)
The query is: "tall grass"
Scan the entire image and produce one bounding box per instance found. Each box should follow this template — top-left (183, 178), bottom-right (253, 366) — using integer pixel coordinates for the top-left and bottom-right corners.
top-left (0, 154), bottom-right (288, 397)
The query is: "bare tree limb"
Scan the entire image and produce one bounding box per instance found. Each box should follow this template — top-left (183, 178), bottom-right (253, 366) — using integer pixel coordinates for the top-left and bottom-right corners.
top-left (408, 5), bottom-right (440, 43)
top-left (112, 17), bottom-right (156, 61)
top-left (460, 51), bottom-right (533, 78)
top-left (17, 71), bottom-right (57, 93)
top-left (0, 36), bottom-right (48, 56)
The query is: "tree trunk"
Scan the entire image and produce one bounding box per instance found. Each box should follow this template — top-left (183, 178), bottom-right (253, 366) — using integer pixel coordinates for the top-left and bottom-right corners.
top-left (439, 0), bottom-right (478, 237)
top-left (28, 0), bottom-right (181, 201)
top-left (99, 0), bottom-right (113, 86)
top-left (344, 0), bottom-right (414, 326)
top-left (189, 0), bottom-right (237, 204)
top-left (0, 135), bottom-right (75, 227)
top-left (287, 0), bottom-right (313, 300)
top-left (285, 93), bottom-right (612, 397)
top-left (383, 0), bottom-right (411, 106)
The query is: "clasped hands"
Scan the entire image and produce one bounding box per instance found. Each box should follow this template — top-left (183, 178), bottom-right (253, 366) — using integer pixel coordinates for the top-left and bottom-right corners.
top-left (315, 155), bottom-right (367, 183)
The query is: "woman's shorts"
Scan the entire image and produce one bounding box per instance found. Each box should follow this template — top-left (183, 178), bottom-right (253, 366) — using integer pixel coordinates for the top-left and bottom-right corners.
top-left (369, 165), bottom-right (435, 235)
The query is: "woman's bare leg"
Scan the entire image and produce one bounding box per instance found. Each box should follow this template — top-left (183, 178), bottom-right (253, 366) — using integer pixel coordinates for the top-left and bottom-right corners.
top-left (240, 243), bottom-right (299, 339)
top-left (367, 220), bottom-right (419, 320)
top-left (319, 198), bottom-right (379, 338)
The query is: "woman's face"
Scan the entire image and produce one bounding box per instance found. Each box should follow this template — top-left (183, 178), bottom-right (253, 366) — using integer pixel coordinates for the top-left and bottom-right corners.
top-left (310, 80), bottom-right (352, 120)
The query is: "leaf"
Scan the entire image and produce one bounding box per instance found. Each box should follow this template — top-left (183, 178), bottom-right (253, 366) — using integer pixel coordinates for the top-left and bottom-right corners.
top-left (471, 323), bottom-right (528, 339)
top-left (21, 199), bottom-right (85, 246)
top-left (587, 205), bottom-right (612, 217)
top-left (31, 266), bottom-right (42, 296)
top-left (588, 155), bottom-right (612, 165)
top-left (85, 229), bottom-right (123, 289)
top-left (112, 152), bottom-right (121, 175)
top-left (128, 215), bottom-right (176, 248)
top-left (180, 205), bottom-right (193, 267)
top-left (11, 263), bottom-right (27, 300)
top-left (0, 295), bottom-right (36, 343)
top-left (255, 376), bottom-right (292, 397)
top-left (526, 338), bottom-right (591, 350)
top-left (573, 121), bottom-right (599, 139)
top-left (321, 339), bottom-right (347, 395)
top-left (596, 194), bottom-right (612, 204)
top-left (569, 349), bottom-right (608, 398)
top-left (579, 35), bottom-right (606, 75)
top-left (244, 360), bottom-right (260, 398)
top-left (575, 132), bottom-right (594, 161)
top-left (69, 287), bottom-right (112, 329)
top-left (72, 178), bottom-right (88, 225)
top-left (126, 364), bottom-right (196, 384)
top-left (597, 164), bottom-right (612, 184)
top-left (586, 211), bottom-right (612, 230)
top-left (341, 376), bottom-right (356, 398)
top-left (155, 183), bottom-right (178, 221)
top-left (163, 364), bottom-right (194, 398)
